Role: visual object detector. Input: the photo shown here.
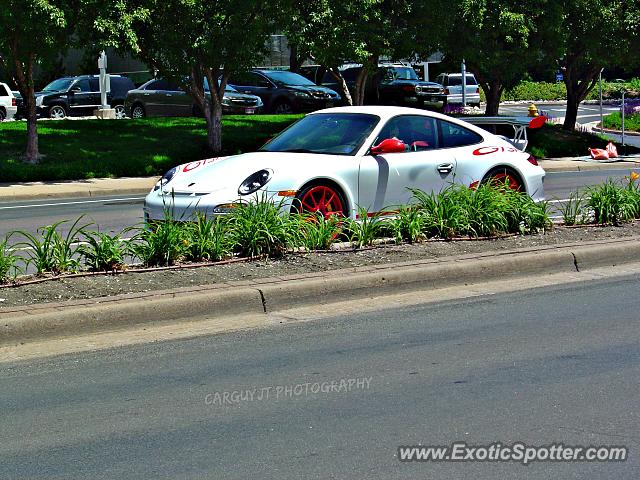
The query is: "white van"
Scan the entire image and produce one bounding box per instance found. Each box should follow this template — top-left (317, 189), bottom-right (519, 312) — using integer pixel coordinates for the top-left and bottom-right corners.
top-left (0, 83), bottom-right (17, 121)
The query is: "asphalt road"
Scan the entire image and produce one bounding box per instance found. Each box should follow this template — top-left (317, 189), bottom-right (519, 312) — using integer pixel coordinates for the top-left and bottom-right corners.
top-left (499, 102), bottom-right (619, 124)
top-left (1, 168), bottom-right (638, 238)
top-left (0, 274), bottom-right (638, 478)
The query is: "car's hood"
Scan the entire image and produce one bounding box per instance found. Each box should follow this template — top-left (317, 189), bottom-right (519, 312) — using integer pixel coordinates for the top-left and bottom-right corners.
top-left (287, 85), bottom-right (339, 96)
top-left (162, 151), bottom-right (337, 195)
top-left (223, 91), bottom-right (260, 101)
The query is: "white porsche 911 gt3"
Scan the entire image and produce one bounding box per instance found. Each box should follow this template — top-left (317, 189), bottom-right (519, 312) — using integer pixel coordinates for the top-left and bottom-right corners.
top-left (144, 106), bottom-right (545, 221)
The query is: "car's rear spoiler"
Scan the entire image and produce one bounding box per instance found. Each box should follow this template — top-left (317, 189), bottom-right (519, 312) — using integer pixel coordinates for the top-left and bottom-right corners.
top-left (463, 115), bottom-right (548, 151)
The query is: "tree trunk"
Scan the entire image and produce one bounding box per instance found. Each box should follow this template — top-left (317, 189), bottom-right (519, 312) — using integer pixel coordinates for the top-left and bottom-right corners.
top-left (13, 52), bottom-right (39, 163)
top-left (289, 45), bottom-right (300, 73)
top-left (482, 83), bottom-right (503, 116)
top-left (353, 68), bottom-right (369, 106)
top-left (204, 69), bottom-right (223, 154)
top-left (563, 88), bottom-right (580, 131)
top-left (329, 68), bottom-right (353, 105)
top-left (562, 65), bottom-right (600, 131)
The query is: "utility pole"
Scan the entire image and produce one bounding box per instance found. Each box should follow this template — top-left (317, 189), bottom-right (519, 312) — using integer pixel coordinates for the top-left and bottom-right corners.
top-left (599, 69), bottom-right (603, 132)
top-left (461, 60), bottom-right (467, 107)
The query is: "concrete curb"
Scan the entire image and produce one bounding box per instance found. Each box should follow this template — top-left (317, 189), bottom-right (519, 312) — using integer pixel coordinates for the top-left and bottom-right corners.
top-left (0, 177), bottom-right (158, 201)
top-left (2, 237), bottom-right (640, 345)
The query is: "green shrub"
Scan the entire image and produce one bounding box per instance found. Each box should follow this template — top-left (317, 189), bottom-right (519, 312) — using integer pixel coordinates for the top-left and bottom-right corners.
top-left (130, 213), bottom-right (189, 267)
top-left (602, 112), bottom-right (640, 132)
top-left (345, 207), bottom-right (388, 247)
top-left (227, 196), bottom-right (298, 257)
top-left (296, 213), bottom-right (343, 251)
top-left (559, 191), bottom-right (588, 226)
top-left (390, 206), bottom-right (426, 244)
top-left (79, 230), bottom-right (128, 271)
top-left (502, 81), bottom-right (567, 102)
top-left (183, 213), bottom-right (233, 262)
top-left (14, 217), bottom-right (90, 275)
top-left (0, 238), bottom-right (21, 283)
top-left (587, 179), bottom-right (638, 225)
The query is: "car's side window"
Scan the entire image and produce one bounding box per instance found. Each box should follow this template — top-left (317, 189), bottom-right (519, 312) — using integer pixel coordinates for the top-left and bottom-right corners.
top-left (89, 78), bottom-right (100, 92)
top-left (229, 72), bottom-right (258, 87)
top-left (0, 85), bottom-right (8, 96)
top-left (74, 79), bottom-right (91, 92)
top-left (376, 115), bottom-right (439, 152)
top-left (254, 74), bottom-right (272, 88)
top-left (438, 120), bottom-right (483, 148)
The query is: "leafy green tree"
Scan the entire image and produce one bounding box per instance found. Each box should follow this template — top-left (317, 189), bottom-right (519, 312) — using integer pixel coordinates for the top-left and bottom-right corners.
top-left (419, 0), bottom-right (560, 116)
top-left (97, 0), bottom-right (283, 153)
top-left (0, 0), bottom-right (78, 163)
top-left (285, 0), bottom-right (412, 105)
top-left (557, 0), bottom-right (640, 130)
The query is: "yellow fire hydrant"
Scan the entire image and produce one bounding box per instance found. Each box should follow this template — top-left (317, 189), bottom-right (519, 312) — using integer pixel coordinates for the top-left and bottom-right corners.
top-left (528, 103), bottom-right (539, 117)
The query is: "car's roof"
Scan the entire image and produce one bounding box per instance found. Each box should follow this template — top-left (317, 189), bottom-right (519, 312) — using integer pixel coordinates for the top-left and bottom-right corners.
top-left (309, 106), bottom-right (490, 136)
top-left (310, 105), bottom-right (454, 121)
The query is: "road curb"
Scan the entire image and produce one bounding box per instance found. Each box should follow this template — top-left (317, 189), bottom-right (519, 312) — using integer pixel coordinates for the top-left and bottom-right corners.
top-left (2, 237), bottom-right (640, 345)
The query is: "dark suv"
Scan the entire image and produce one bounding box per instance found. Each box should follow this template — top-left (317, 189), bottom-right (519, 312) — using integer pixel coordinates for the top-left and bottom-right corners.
top-left (227, 70), bottom-right (340, 114)
top-left (35, 75), bottom-right (135, 119)
top-left (315, 64), bottom-right (443, 108)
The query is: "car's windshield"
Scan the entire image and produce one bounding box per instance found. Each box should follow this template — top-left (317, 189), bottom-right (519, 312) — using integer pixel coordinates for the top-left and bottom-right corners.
top-left (42, 78), bottom-right (73, 92)
top-left (205, 78), bottom-right (238, 93)
top-left (260, 113), bottom-right (379, 156)
top-left (447, 75), bottom-right (478, 86)
top-left (262, 71), bottom-right (316, 87)
top-left (388, 67), bottom-right (418, 80)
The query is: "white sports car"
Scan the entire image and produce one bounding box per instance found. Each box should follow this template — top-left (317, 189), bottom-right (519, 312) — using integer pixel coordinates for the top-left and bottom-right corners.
top-left (144, 106), bottom-right (545, 221)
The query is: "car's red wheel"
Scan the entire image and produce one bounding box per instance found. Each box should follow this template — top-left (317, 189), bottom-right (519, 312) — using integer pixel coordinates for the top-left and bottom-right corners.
top-left (484, 168), bottom-right (523, 192)
top-left (294, 184), bottom-right (347, 218)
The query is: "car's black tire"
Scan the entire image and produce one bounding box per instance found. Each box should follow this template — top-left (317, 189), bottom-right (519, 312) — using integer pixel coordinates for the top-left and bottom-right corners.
top-left (482, 167), bottom-right (524, 192)
top-left (131, 103), bottom-right (146, 119)
top-left (292, 182), bottom-right (348, 218)
top-left (48, 104), bottom-right (67, 119)
top-left (273, 100), bottom-right (294, 115)
top-left (0, 108), bottom-right (5, 121)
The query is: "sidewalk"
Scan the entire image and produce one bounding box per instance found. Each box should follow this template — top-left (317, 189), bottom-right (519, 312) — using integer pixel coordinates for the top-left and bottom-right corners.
top-left (1, 158), bottom-right (640, 201)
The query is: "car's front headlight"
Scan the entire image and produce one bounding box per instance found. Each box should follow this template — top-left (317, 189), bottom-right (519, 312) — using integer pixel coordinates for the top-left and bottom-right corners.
top-left (238, 169), bottom-right (272, 195)
top-left (153, 166), bottom-right (178, 192)
top-left (256, 97), bottom-right (264, 107)
top-left (35, 96), bottom-right (43, 107)
top-left (221, 96), bottom-right (231, 106)
top-left (293, 90), bottom-right (310, 98)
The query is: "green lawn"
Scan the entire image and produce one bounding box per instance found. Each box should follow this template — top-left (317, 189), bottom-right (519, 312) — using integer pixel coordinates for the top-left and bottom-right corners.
top-left (603, 112), bottom-right (640, 132)
top-left (0, 115), bottom-right (301, 182)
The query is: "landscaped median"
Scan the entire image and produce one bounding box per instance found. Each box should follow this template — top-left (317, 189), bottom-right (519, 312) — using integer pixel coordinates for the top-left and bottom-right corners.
top-left (4, 177), bottom-right (640, 346)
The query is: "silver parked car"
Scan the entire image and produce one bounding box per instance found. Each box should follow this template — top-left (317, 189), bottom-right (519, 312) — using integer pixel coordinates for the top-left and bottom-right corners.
top-left (125, 78), bottom-right (263, 118)
top-left (435, 73), bottom-right (481, 108)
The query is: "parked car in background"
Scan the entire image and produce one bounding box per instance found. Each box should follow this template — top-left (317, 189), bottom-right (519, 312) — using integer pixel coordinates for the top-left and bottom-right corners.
top-left (125, 78), bottom-right (263, 118)
top-left (0, 83), bottom-right (17, 121)
top-left (35, 75), bottom-right (135, 119)
top-left (227, 70), bottom-right (340, 114)
top-left (12, 90), bottom-right (24, 119)
top-left (434, 73), bottom-right (481, 108)
top-left (313, 64), bottom-right (443, 109)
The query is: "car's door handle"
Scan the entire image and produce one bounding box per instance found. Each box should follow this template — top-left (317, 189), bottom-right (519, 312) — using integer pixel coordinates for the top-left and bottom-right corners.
top-left (165, 94), bottom-right (172, 97)
top-left (437, 163), bottom-right (454, 174)
top-left (143, 93), bottom-right (150, 96)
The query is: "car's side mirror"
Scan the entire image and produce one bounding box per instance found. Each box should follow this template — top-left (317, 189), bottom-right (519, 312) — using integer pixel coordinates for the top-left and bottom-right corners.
top-left (370, 138), bottom-right (406, 155)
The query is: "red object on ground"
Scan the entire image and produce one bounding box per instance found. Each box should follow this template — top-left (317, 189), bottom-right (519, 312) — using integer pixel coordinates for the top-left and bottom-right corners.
top-left (590, 148), bottom-right (609, 160)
